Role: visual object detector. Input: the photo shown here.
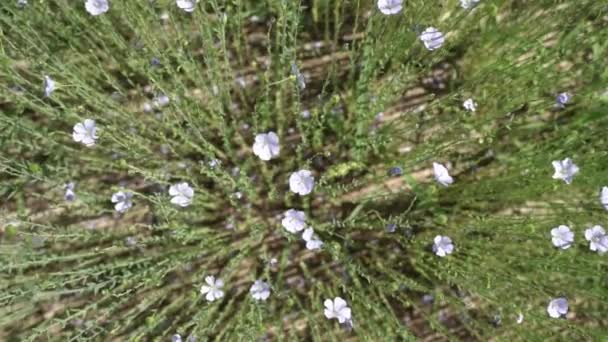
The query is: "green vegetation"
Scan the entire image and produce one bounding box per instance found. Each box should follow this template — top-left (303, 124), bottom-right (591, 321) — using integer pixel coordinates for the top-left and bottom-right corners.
top-left (1, 0), bottom-right (607, 340)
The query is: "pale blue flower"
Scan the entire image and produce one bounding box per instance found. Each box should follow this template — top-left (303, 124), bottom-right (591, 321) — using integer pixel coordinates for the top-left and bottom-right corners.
top-left (377, 0), bottom-right (403, 15)
top-left (419, 27), bottom-right (445, 51)
top-left (551, 158), bottom-right (578, 184)
top-left (85, 0), bottom-right (109, 16)
top-left (547, 297), bottom-right (568, 318)
top-left (433, 235), bottom-right (454, 257)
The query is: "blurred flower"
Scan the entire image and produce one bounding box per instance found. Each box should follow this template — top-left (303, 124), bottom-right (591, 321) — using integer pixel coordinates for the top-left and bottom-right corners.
top-left (463, 98), bottom-right (477, 112)
top-left (388, 166), bottom-right (403, 177)
top-left (291, 62), bottom-right (306, 90)
top-left (152, 94), bottom-right (170, 108)
top-left (208, 159), bottom-right (221, 168)
top-left (433, 162), bottom-right (453, 187)
top-left (550, 225), bottom-right (574, 249)
top-left (324, 297), bottom-right (352, 324)
top-left (460, 0), bottom-right (480, 9)
top-left (64, 182), bottom-right (76, 201)
top-left (111, 190), bottom-right (133, 213)
top-left (377, 0), bottom-right (403, 15)
top-left (374, 112), bottom-right (384, 123)
top-left (301, 109), bottom-right (311, 119)
top-left (250, 280), bottom-right (271, 301)
top-left (73, 119), bottom-right (98, 147)
top-left (422, 294), bottom-right (434, 304)
top-left (142, 102), bottom-right (153, 113)
top-left (282, 209), bottom-right (306, 233)
top-left (172, 335), bottom-right (182, 342)
top-left (125, 236), bottom-right (137, 247)
top-left (43, 75), bottom-right (55, 97)
top-left (302, 227), bottom-right (323, 250)
top-left (176, 0), bottom-right (197, 12)
top-left (600, 186), bottom-right (608, 210)
top-left (385, 223), bottom-right (397, 233)
top-left (584, 225), bottom-right (608, 253)
top-left (85, 0), bottom-right (109, 16)
top-left (516, 313), bottom-right (524, 324)
top-left (169, 182), bottom-right (194, 207)
top-left (551, 157), bottom-right (578, 184)
top-left (289, 170), bottom-right (314, 195)
top-left (253, 132), bottom-right (280, 161)
top-left (235, 77), bottom-right (247, 88)
top-left (556, 92), bottom-right (571, 108)
top-left (419, 27), bottom-right (445, 51)
top-left (432, 235), bottom-right (454, 257)
top-left (200, 276), bottom-right (224, 302)
top-left (17, 0), bottom-right (27, 9)
top-left (150, 57), bottom-right (161, 66)
top-left (547, 297), bottom-right (568, 318)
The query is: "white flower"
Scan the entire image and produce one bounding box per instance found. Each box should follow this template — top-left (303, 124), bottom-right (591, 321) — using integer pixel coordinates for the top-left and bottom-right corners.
top-left (550, 225), bottom-right (574, 250)
top-left (250, 280), bottom-right (271, 301)
top-left (302, 227), bottom-right (323, 250)
top-left (282, 209), bottom-right (306, 233)
top-left (63, 182), bottom-right (75, 201)
top-left (556, 92), bottom-right (571, 107)
top-left (176, 0), bottom-right (197, 13)
top-left (200, 276), bottom-right (224, 302)
top-left (173, 334), bottom-right (195, 342)
top-left (111, 190), bottom-right (133, 213)
top-left (252, 132), bottom-right (280, 161)
top-left (17, 0), bottom-right (28, 8)
top-left (142, 102), bottom-right (153, 113)
top-left (152, 94), bottom-right (170, 108)
top-left (463, 98), bottom-right (477, 112)
top-left (125, 236), bottom-right (137, 247)
top-left (169, 182), bottom-right (194, 207)
top-left (301, 109), bottom-right (311, 119)
top-left (433, 162), bottom-right (453, 187)
top-left (43, 75), bottom-right (55, 97)
top-left (516, 313), bottom-right (524, 324)
top-left (419, 27), bottom-right (445, 51)
top-left (547, 297), bottom-right (568, 318)
top-left (85, 0), bottom-right (109, 16)
top-left (289, 170), bottom-right (314, 195)
top-left (72, 119), bottom-right (98, 147)
top-left (324, 297), bottom-right (352, 324)
top-left (432, 235), bottom-right (454, 257)
top-left (460, 0), bottom-right (480, 9)
top-left (551, 158), bottom-right (578, 184)
top-left (584, 225), bottom-right (608, 253)
top-left (377, 0), bottom-right (403, 15)
top-left (600, 186), bottom-right (608, 210)
top-left (208, 159), bottom-right (221, 168)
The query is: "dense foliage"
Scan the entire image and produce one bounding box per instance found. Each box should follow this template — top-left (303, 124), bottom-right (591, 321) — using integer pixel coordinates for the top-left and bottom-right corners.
top-left (1, 0), bottom-right (607, 340)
